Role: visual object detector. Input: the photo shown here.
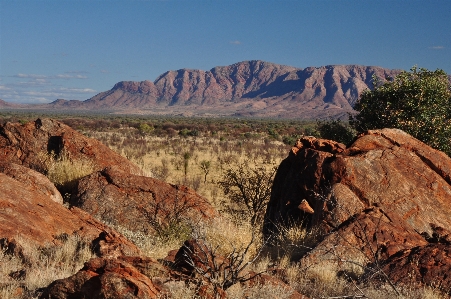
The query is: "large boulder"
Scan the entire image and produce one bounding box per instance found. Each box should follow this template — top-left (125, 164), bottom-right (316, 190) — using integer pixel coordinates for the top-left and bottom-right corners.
top-left (70, 166), bottom-right (218, 234)
top-left (0, 118), bottom-right (141, 175)
top-left (0, 171), bottom-right (140, 258)
top-left (264, 129), bottom-right (451, 237)
top-left (263, 129), bottom-right (451, 290)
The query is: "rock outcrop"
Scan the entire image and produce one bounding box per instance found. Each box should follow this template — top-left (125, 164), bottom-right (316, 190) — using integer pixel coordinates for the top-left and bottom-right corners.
top-left (380, 243), bottom-right (451, 294)
top-left (264, 129), bottom-right (451, 292)
top-left (70, 166), bottom-right (217, 235)
top-left (0, 162), bottom-right (63, 204)
top-left (0, 118), bottom-right (141, 175)
top-left (0, 165), bottom-right (140, 258)
top-left (265, 129), bottom-right (451, 236)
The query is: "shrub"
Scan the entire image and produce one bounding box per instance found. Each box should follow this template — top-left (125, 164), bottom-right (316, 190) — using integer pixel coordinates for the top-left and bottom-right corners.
top-left (351, 66), bottom-right (451, 155)
top-left (316, 119), bottom-right (356, 144)
top-left (218, 163), bottom-right (276, 226)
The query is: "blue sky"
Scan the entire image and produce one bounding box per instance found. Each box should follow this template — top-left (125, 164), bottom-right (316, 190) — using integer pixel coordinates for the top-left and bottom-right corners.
top-left (0, 0), bottom-right (450, 104)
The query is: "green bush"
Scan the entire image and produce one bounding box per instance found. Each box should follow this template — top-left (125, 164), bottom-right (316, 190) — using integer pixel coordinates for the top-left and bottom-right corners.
top-left (316, 119), bottom-right (356, 144)
top-left (351, 66), bottom-right (451, 154)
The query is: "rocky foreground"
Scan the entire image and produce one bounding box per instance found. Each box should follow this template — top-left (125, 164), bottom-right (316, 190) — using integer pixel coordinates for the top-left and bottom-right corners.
top-left (1, 119), bottom-right (451, 298)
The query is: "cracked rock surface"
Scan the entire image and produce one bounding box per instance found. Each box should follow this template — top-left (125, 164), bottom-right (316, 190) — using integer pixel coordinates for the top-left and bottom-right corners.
top-left (264, 128), bottom-right (451, 293)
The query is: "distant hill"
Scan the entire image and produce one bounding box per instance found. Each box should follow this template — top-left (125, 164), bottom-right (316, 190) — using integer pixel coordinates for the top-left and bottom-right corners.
top-left (7, 60), bottom-right (403, 119)
top-left (0, 99), bottom-right (23, 108)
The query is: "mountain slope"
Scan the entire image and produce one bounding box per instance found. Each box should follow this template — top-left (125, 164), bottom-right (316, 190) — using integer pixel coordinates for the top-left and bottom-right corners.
top-left (26, 60), bottom-right (403, 118)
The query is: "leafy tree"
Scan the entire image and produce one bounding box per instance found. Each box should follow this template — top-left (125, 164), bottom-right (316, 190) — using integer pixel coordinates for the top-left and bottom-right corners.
top-left (350, 66), bottom-right (451, 154)
top-left (138, 123), bottom-right (153, 134)
top-left (316, 119), bottom-right (356, 144)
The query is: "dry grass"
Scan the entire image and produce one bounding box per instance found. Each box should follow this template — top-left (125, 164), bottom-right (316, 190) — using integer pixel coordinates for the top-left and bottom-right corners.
top-left (87, 130), bottom-right (287, 212)
top-left (46, 151), bottom-right (95, 196)
top-left (0, 234), bottom-right (95, 298)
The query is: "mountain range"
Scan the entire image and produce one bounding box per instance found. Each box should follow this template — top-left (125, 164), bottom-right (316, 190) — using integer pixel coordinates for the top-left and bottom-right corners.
top-left (1, 60), bottom-right (403, 119)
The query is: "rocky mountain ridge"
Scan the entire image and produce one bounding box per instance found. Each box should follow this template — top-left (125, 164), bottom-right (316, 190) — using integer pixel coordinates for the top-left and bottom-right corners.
top-left (2, 61), bottom-right (402, 119)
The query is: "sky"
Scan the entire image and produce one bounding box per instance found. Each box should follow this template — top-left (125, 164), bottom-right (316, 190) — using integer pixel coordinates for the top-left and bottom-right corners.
top-left (0, 0), bottom-right (450, 104)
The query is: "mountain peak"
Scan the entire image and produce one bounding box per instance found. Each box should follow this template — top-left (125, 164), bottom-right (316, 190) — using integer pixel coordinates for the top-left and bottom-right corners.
top-left (79, 62), bottom-right (399, 118)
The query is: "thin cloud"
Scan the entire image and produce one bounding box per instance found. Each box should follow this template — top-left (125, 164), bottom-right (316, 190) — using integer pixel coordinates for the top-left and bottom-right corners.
top-left (13, 73), bottom-right (87, 80)
top-left (230, 40), bottom-right (241, 45)
top-left (0, 81), bottom-right (97, 104)
top-left (55, 74), bottom-right (88, 79)
top-left (0, 85), bottom-right (11, 91)
top-left (429, 46), bottom-right (445, 50)
top-left (14, 73), bottom-right (47, 79)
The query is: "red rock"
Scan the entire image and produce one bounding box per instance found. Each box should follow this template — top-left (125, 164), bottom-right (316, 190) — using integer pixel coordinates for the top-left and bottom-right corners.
top-left (0, 171), bottom-right (140, 259)
top-left (70, 166), bottom-right (217, 235)
top-left (0, 118), bottom-right (141, 176)
top-left (0, 162), bottom-right (63, 204)
top-left (173, 239), bottom-right (220, 275)
top-left (300, 208), bottom-right (427, 275)
top-left (379, 244), bottom-right (451, 295)
top-left (39, 257), bottom-right (162, 299)
top-left (264, 129), bottom-right (451, 238)
top-left (264, 129), bottom-right (451, 290)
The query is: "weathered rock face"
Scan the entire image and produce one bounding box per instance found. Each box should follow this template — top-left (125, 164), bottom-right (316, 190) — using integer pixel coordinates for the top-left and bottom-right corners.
top-left (264, 129), bottom-right (451, 290)
top-left (265, 129), bottom-right (451, 237)
top-left (0, 171), bottom-right (140, 258)
top-left (380, 244), bottom-right (451, 294)
top-left (40, 257), bottom-right (164, 299)
top-left (299, 207), bottom-right (428, 277)
top-left (0, 118), bottom-right (141, 175)
top-left (70, 166), bottom-right (218, 234)
top-left (0, 162), bottom-right (63, 204)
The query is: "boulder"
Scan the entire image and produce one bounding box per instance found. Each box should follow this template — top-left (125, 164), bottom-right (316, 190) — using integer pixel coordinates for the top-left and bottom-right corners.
top-left (299, 208), bottom-right (428, 277)
top-left (70, 166), bottom-right (217, 235)
top-left (379, 244), bottom-right (451, 295)
top-left (0, 171), bottom-right (140, 258)
top-left (0, 162), bottom-right (63, 204)
top-left (264, 129), bottom-right (451, 238)
top-left (264, 129), bottom-right (451, 291)
top-left (0, 118), bottom-right (141, 175)
top-left (39, 257), bottom-right (163, 299)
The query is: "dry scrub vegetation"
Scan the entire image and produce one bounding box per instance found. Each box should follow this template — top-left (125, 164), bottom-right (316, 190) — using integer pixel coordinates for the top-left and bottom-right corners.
top-left (0, 113), bottom-right (449, 298)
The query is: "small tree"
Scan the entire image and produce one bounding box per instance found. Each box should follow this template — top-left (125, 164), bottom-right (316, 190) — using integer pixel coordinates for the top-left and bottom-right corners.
top-left (183, 152), bottom-right (191, 177)
top-left (218, 163), bottom-right (276, 226)
top-left (351, 66), bottom-right (451, 154)
top-left (199, 160), bottom-right (211, 183)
